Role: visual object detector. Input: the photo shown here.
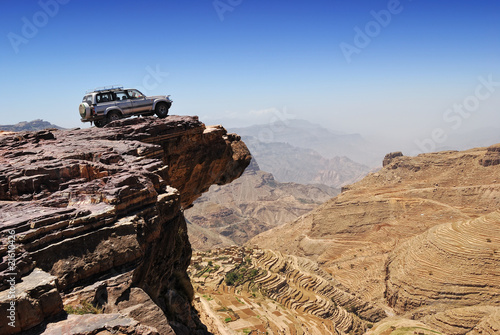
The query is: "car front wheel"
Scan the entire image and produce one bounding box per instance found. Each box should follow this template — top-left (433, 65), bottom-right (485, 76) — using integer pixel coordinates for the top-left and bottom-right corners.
top-left (155, 103), bottom-right (169, 119)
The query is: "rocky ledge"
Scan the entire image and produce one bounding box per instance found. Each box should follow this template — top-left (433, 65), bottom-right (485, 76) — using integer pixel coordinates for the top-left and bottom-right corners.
top-left (0, 116), bottom-right (251, 334)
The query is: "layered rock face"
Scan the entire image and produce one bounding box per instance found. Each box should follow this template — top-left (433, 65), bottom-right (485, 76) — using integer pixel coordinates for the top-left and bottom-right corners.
top-left (250, 145), bottom-right (500, 333)
top-left (0, 116), bottom-right (251, 334)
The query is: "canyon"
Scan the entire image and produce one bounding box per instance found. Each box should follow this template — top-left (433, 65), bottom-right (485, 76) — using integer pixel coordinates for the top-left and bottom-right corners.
top-left (185, 158), bottom-right (339, 250)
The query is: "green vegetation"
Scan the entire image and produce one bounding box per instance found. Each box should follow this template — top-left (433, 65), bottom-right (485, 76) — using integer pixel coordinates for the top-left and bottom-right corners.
top-left (297, 198), bottom-right (316, 204)
top-left (225, 266), bottom-right (261, 286)
top-left (64, 301), bottom-right (102, 315)
top-left (224, 317), bottom-right (232, 322)
top-left (195, 262), bottom-right (220, 278)
top-left (202, 294), bottom-right (213, 301)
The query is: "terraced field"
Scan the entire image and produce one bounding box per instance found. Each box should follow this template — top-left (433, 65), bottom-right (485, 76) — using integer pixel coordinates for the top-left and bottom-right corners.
top-left (248, 144), bottom-right (500, 334)
top-left (189, 247), bottom-right (389, 334)
top-left (387, 211), bottom-right (500, 313)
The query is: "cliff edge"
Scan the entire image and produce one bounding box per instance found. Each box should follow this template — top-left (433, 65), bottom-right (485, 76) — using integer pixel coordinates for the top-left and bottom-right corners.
top-left (0, 116), bottom-right (251, 334)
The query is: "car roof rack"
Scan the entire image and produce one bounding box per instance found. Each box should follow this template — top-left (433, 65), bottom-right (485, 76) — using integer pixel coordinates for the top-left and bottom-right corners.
top-left (87, 85), bottom-right (124, 93)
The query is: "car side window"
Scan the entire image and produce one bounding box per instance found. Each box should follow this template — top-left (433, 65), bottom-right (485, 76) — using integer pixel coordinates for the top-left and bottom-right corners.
top-left (115, 91), bottom-right (128, 101)
top-left (82, 95), bottom-right (92, 104)
top-left (127, 90), bottom-right (144, 99)
top-left (97, 93), bottom-right (112, 103)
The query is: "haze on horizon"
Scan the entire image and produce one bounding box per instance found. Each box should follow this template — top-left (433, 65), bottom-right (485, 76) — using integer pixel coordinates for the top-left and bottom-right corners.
top-left (1, 0), bottom-right (499, 155)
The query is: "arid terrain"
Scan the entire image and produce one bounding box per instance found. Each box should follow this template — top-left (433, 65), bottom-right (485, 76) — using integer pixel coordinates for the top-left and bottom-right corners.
top-left (1, 118), bottom-right (499, 335)
top-left (185, 158), bottom-right (339, 250)
top-left (247, 146), bottom-right (500, 334)
top-left (188, 145), bottom-right (499, 335)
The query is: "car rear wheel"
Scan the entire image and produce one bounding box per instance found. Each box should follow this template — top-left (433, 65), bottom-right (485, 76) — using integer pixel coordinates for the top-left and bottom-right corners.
top-left (155, 103), bottom-right (169, 119)
top-left (107, 111), bottom-right (122, 123)
top-left (94, 119), bottom-right (106, 128)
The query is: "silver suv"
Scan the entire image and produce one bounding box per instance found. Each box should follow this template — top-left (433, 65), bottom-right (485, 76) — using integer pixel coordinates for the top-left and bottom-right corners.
top-left (79, 86), bottom-right (173, 127)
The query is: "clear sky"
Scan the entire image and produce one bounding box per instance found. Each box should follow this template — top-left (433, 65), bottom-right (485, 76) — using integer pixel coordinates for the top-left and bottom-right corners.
top-left (1, 0), bottom-right (499, 150)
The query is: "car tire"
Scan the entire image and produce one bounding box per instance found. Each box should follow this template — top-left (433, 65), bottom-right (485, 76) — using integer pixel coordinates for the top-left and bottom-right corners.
top-left (94, 119), bottom-right (106, 128)
top-left (155, 103), bottom-right (169, 119)
top-left (107, 110), bottom-right (122, 123)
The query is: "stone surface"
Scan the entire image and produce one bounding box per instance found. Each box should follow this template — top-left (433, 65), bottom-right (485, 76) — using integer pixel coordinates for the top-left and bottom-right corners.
top-left (0, 269), bottom-right (62, 334)
top-left (38, 314), bottom-right (159, 335)
top-left (382, 151), bottom-right (403, 167)
top-left (479, 143), bottom-right (500, 166)
top-left (0, 116), bottom-right (251, 334)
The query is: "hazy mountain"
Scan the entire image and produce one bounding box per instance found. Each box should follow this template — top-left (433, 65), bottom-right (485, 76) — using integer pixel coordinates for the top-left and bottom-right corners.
top-left (230, 119), bottom-right (383, 166)
top-left (237, 136), bottom-right (372, 188)
top-left (0, 119), bottom-right (65, 132)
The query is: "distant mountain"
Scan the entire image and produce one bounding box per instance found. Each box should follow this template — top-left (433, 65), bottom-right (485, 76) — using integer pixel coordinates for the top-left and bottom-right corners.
top-left (0, 119), bottom-right (64, 132)
top-left (237, 136), bottom-right (372, 188)
top-left (185, 159), bottom-right (339, 250)
top-left (230, 119), bottom-right (383, 166)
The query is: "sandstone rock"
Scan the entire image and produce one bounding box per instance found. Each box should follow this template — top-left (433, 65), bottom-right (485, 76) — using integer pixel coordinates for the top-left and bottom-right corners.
top-left (0, 269), bottom-right (62, 334)
top-left (38, 313), bottom-right (159, 335)
top-left (480, 143), bottom-right (500, 167)
top-left (382, 151), bottom-right (403, 167)
top-left (0, 116), bottom-right (251, 333)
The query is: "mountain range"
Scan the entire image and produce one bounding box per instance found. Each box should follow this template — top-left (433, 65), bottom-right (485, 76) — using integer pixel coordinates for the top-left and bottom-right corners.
top-left (0, 119), bottom-right (64, 132)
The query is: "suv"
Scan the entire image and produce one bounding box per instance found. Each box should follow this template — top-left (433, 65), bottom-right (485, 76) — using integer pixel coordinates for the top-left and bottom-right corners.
top-left (79, 86), bottom-right (172, 127)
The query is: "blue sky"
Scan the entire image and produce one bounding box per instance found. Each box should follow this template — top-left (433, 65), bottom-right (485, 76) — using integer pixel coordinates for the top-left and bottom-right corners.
top-left (1, 0), bottom-right (499, 150)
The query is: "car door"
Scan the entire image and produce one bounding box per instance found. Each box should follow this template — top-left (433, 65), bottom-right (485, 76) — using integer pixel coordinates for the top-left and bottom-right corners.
top-left (127, 89), bottom-right (153, 113)
top-left (113, 91), bottom-right (133, 115)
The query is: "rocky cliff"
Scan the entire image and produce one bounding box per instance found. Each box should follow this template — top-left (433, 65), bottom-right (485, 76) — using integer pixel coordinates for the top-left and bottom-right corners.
top-left (0, 116), bottom-right (251, 334)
